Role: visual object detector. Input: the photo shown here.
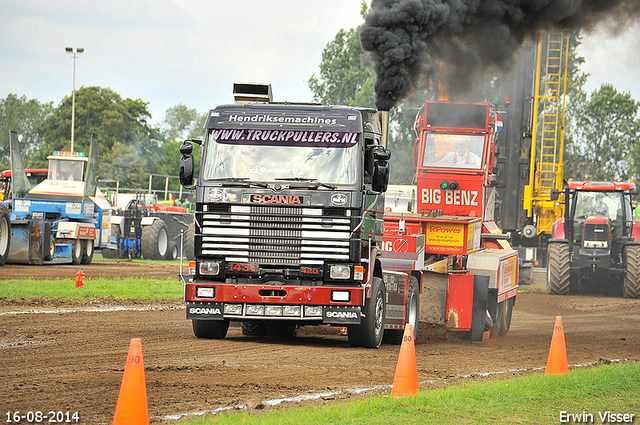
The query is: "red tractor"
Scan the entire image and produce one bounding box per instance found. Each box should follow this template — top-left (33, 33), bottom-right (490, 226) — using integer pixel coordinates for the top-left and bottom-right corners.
top-left (547, 180), bottom-right (640, 298)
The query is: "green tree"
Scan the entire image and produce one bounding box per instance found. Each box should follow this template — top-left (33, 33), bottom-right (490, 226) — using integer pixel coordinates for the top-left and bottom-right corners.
top-left (308, 27), bottom-right (375, 107)
top-left (566, 84), bottom-right (640, 181)
top-left (159, 104), bottom-right (206, 142)
top-left (0, 94), bottom-right (53, 170)
top-left (35, 86), bottom-right (166, 189)
top-left (153, 104), bottom-right (206, 193)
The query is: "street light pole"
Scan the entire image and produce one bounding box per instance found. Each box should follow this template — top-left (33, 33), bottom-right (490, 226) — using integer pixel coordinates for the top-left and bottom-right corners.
top-left (65, 47), bottom-right (84, 152)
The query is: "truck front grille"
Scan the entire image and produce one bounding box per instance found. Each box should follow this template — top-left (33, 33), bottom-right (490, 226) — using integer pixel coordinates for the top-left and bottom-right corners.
top-left (199, 204), bottom-right (352, 266)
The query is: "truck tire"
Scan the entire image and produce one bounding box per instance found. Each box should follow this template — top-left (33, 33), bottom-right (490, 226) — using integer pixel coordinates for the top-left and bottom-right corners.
top-left (182, 222), bottom-right (195, 259)
top-left (101, 225), bottom-right (126, 259)
top-left (383, 276), bottom-right (419, 345)
top-left (71, 240), bottom-right (82, 265)
top-left (347, 277), bottom-right (386, 348)
top-left (0, 207), bottom-right (10, 266)
top-left (141, 219), bottom-right (168, 260)
top-left (192, 319), bottom-right (229, 339)
top-left (241, 321), bottom-right (266, 336)
top-left (547, 242), bottom-right (571, 295)
top-left (623, 245), bottom-right (640, 299)
top-left (491, 296), bottom-right (515, 337)
top-left (81, 239), bottom-right (94, 265)
top-left (44, 236), bottom-right (56, 262)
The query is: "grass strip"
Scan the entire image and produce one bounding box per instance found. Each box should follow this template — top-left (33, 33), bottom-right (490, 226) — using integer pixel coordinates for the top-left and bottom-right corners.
top-left (0, 276), bottom-right (183, 299)
top-left (181, 362), bottom-right (639, 425)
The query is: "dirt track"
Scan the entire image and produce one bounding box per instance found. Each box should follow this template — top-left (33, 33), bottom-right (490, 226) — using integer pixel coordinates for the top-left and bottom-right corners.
top-left (1, 261), bottom-right (640, 424)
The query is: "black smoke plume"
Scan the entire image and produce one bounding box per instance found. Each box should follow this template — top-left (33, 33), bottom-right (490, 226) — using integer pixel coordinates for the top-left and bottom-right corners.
top-left (359, 0), bottom-right (640, 111)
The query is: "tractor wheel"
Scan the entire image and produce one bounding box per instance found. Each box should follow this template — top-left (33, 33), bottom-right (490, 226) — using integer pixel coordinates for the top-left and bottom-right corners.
top-left (241, 321), bottom-right (266, 336)
top-left (547, 242), bottom-right (571, 295)
top-left (192, 319), bottom-right (229, 339)
top-left (71, 240), bottom-right (82, 265)
top-left (0, 207), bottom-right (10, 265)
top-left (265, 321), bottom-right (297, 338)
top-left (348, 277), bottom-right (386, 348)
top-left (141, 219), bottom-right (169, 260)
top-left (383, 276), bottom-right (419, 345)
top-left (81, 239), bottom-right (94, 265)
top-left (623, 245), bottom-right (640, 299)
top-left (164, 241), bottom-right (178, 261)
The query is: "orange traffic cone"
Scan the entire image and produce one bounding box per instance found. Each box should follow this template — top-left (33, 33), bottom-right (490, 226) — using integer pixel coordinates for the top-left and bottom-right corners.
top-left (545, 316), bottom-right (569, 375)
top-left (113, 338), bottom-right (149, 425)
top-left (391, 324), bottom-right (419, 397)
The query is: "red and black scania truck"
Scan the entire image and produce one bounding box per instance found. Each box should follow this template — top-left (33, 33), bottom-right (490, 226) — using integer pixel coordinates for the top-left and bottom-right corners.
top-left (178, 83), bottom-right (401, 348)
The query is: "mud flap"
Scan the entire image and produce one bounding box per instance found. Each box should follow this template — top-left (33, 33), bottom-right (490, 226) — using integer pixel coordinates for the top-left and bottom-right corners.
top-left (471, 275), bottom-right (489, 342)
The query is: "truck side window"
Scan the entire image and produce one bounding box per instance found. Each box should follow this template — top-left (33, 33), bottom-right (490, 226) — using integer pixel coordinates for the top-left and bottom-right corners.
top-left (364, 136), bottom-right (374, 184)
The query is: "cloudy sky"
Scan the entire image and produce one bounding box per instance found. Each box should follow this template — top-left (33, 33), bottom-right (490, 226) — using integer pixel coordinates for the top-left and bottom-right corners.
top-left (1, 1), bottom-right (639, 127)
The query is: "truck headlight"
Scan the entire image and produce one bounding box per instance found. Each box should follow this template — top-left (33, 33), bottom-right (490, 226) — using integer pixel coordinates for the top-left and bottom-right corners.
top-left (304, 306), bottom-right (323, 317)
top-left (330, 264), bottom-right (351, 279)
top-left (196, 286), bottom-right (215, 298)
top-left (265, 305), bottom-right (283, 316)
top-left (224, 304), bottom-right (243, 315)
top-left (199, 261), bottom-right (221, 275)
top-left (283, 306), bottom-right (301, 317)
top-left (246, 305), bottom-right (265, 316)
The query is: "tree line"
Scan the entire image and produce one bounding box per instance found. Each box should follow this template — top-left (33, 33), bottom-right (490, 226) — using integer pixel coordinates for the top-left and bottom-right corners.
top-left (0, 89), bottom-right (205, 196)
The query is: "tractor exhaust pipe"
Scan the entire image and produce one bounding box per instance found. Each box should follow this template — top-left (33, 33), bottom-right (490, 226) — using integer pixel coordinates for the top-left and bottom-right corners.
top-left (379, 110), bottom-right (389, 148)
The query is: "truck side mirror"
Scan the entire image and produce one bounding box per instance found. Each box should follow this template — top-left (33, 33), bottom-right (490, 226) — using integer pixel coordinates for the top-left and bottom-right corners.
top-left (371, 146), bottom-right (391, 193)
top-left (179, 142), bottom-right (195, 187)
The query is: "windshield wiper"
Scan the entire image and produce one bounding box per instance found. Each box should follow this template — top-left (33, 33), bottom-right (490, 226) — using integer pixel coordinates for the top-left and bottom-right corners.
top-left (275, 177), bottom-right (336, 190)
top-left (212, 178), bottom-right (269, 188)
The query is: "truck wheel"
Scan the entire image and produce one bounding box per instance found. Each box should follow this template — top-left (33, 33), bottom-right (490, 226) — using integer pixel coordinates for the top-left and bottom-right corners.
top-left (265, 321), bottom-right (297, 338)
top-left (44, 236), bottom-right (56, 262)
top-left (491, 296), bottom-right (515, 337)
top-left (347, 277), bottom-right (386, 348)
top-left (81, 239), bottom-right (94, 265)
top-left (241, 321), bottom-right (266, 336)
top-left (0, 207), bottom-right (10, 265)
top-left (623, 245), bottom-right (640, 299)
top-left (383, 276), bottom-right (419, 345)
top-left (101, 225), bottom-right (126, 259)
top-left (547, 242), bottom-right (570, 295)
top-left (142, 219), bottom-right (168, 260)
top-left (71, 240), bottom-right (82, 265)
top-left (183, 222), bottom-right (195, 259)
top-left (192, 319), bottom-right (229, 339)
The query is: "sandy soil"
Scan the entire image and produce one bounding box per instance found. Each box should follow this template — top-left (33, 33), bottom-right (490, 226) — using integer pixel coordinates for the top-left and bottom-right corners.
top-left (1, 261), bottom-right (639, 424)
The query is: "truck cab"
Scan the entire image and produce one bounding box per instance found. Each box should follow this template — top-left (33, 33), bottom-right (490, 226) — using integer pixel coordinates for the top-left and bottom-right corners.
top-left (178, 84), bottom-right (399, 348)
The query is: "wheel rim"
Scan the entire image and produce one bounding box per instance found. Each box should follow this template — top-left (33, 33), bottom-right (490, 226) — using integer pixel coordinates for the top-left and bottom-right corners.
top-left (374, 294), bottom-right (384, 335)
top-left (74, 240), bottom-right (82, 259)
top-left (158, 229), bottom-right (168, 256)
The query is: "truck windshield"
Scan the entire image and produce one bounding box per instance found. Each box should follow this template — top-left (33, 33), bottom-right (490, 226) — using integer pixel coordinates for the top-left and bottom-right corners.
top-left (201, 128), bottom-right (360, 185)
top-left (421, 134), bottom-right (485, 170)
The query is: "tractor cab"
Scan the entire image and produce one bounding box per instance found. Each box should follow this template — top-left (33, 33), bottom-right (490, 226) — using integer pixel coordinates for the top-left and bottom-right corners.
top-left (47, 151), bottom-right (87, 182)
top-left (547, 180), bottom-right (640, 298)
